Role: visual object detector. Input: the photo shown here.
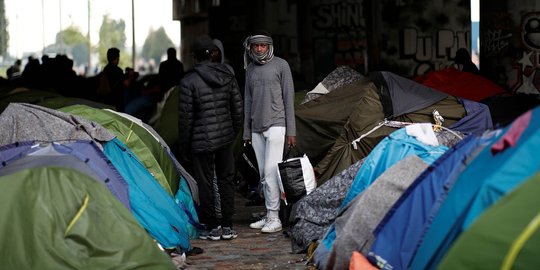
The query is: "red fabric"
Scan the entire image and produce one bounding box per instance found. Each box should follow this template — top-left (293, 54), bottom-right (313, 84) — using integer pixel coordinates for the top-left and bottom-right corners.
top-left (349, 251), bottom-right (379, 270)
top-left (491, 110), bottom-right (532, 155)
top-left (414, 68), bottom-right (506, 102)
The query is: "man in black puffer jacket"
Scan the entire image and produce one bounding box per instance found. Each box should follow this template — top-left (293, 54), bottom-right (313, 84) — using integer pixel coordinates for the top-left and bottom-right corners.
top-left (178, 35), bottom-right (243, 241)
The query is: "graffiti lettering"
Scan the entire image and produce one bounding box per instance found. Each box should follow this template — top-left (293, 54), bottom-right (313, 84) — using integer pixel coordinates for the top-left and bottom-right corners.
top-left (402, 27), bottom-right (469, 61)
top-left (482, 30), bottom-right (511, 55)
top-left (401, 27), bottom-right (470, 75)
top-left (313, 2), bottom-right (364, 31)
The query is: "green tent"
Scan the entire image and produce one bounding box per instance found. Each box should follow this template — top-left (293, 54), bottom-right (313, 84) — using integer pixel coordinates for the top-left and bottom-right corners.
top-left (438, 172), bottom-right (540, 270)
top-left (150, 87), bottom-right (179, 153)
top-left (0, 87), bottom-right (113, 114)
top-left (104, 109), bottom-right (182, 193)
top-left (0, 166), bottom-right (174, 270)
top-left (59, 104), bottom-right (174, 195)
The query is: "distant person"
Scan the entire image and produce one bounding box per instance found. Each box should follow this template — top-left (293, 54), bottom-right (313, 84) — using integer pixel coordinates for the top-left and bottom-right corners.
top-left (454, 48), bottom-right (480, 75)
top-left (243, 30), bottom-right (296, 234)
top-left (178, 35), bottom-right (243, 241)
top-left (21, 56), bottom-right (41, 88)
top-left (158, 47), bottom-right (185, 93)
top-left (101, 47), bottom-right (125, 109)
top-left (6, 59), bottom-right (22, 80)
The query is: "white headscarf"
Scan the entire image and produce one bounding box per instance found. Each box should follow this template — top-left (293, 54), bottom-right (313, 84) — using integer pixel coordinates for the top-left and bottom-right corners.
top-left (243, 34), bottom-right (274, 69)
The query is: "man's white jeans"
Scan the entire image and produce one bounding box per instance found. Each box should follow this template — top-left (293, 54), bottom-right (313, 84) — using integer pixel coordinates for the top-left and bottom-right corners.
top-left (252, 126), bottom-right (285, 212)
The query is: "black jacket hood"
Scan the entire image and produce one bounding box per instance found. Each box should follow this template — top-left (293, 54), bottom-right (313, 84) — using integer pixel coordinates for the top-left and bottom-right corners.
top-left (193, 60), bottom-right (234, 87)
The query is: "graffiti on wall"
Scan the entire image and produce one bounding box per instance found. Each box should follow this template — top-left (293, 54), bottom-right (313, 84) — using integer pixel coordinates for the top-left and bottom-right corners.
top-left (311, 1), bottom-right (366, 79)
top-left (401, 27), bottom-right (470, 76)
top-left (510, 12), bottom-right (540, 94)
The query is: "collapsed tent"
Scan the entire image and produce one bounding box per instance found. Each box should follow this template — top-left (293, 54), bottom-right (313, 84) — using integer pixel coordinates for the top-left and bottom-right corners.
top-left (296, 70), bottom-right (493, 184)
top-left (0, 103), bottom-right (194, 251)
top-left (0, 166), bottom-right (174, 270)
top-left (410, 106), bottom-right (540, 270)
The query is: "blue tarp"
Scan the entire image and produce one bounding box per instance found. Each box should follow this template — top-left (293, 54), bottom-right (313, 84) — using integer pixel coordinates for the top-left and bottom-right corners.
top-left (410, 107), bottom-right (540, 270)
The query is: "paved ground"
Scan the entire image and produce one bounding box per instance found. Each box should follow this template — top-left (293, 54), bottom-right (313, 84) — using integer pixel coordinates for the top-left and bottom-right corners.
top-left (182, 193), bottom-right (314, 270)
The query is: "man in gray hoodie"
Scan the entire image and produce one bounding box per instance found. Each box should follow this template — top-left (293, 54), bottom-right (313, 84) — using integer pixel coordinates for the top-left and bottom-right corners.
top-left (243, 30), bottom-right (297, 233)
top-left (178, 35), bottom-right (243, 241)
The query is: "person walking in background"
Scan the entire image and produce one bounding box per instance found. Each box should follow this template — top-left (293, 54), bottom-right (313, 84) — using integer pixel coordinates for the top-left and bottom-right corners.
top-left (178, 35), bottom-right (243, 241)
top-left (101, 47), bottom-right (125, 110)
top-left (242, 30), bottom-right (296, 234)
top-left (6, 59), bottom-right (22, 80)
top-left (454, 48), bottom-right (480, 75)
top-left (158, 47), bottom-right (185, 92)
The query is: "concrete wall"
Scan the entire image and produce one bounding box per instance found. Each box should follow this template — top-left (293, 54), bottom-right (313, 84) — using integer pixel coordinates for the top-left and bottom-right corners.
top-left (171, 0), bottom-right (540, 133)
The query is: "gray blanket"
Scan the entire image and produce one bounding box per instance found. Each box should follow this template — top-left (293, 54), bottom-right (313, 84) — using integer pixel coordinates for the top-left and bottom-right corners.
top-left (325, 155), bottom-right (428, 270)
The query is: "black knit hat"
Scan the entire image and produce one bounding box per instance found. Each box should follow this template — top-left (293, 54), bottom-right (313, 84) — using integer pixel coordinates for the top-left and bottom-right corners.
top-left (192, 35), bottom-right (215, 54)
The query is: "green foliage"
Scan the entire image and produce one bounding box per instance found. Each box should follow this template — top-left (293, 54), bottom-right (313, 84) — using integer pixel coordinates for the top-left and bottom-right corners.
top-left (54, 26), bottom-right (89, 65)
top-left (98, 15), bottom-right (127, 67)
top-left (141, 26), bottom-right (174, 64)
top-left (56, 25), bottom-right (87, 45)
top-left (0, 0), bottom-right (9, 56)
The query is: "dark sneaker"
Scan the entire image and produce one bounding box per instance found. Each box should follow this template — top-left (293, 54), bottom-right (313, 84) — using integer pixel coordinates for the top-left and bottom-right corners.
top-left (221, 227), bottom-right (238, 240)
top-left (198, 229), bottom-right (209, 240)
top-left (208, 226), bottom-right (222, 241)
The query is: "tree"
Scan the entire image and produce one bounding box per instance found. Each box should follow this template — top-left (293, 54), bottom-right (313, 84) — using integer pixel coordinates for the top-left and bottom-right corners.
top-left (142, 26), bottom-right (174, 65)
top-left (53, 26), bottom-right (89, 65)
top-left (98, 15), bottom-right (129, 68)
top-left (0, 0), bottom-right (8, 56)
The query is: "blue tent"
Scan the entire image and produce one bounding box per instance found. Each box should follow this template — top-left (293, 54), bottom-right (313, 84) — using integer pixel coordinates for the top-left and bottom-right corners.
top-left (0, 103), bottom-right (194, 252)
top-left (0, 140), bottom-right (131, 211)
top-left (410, 107), bottom-right (540, 270)
top-left (103, 138), bottom-right (193, 251)
top-left (367, 131), bottom-right (498, 270)
top-left (314, 126), bottom-right (450, 269)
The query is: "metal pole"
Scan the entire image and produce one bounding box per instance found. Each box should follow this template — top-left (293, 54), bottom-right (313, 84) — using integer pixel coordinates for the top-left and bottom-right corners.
top-left (87, 0), bottom-right (91, 75)
top-left (42, 0), bottom-right (45, 53)
top-left (59, 0), bottom-right (62, 54)
top-left (131, 0), bottom-right (136, 69)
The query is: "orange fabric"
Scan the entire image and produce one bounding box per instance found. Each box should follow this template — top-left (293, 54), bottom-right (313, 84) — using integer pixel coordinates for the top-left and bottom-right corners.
top-left (414, 68), bottom-right (506, 102)
top-left (349, 251), bottom-right (378, 270)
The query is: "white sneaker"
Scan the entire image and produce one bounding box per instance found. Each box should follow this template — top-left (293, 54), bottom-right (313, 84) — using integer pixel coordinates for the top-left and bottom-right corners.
top-left (249, 216), bottom-right (267, 229)
top-left (261, 218), bottom-right (282, 233)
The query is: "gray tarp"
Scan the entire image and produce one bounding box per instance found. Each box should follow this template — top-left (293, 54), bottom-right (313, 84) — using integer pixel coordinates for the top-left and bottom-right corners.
top-left (289, 158), bottom-right (364, 253)
top-left (0, 103), bottom-right (114, 146)
top-left (324, 155), bottom-right (428, 270)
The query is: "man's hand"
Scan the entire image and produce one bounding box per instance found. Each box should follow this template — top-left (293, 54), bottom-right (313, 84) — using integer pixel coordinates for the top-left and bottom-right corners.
top-left (287, 136), bottom-right (296, 149)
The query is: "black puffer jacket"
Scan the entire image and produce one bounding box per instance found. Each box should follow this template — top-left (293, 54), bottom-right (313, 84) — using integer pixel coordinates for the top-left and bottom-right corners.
top-left (178, 60), bottom-right (243, 153)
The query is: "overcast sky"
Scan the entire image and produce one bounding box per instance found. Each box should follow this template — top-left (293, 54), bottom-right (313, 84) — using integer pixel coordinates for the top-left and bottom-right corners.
top-left (5, 0), bottom-right (181, 58)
